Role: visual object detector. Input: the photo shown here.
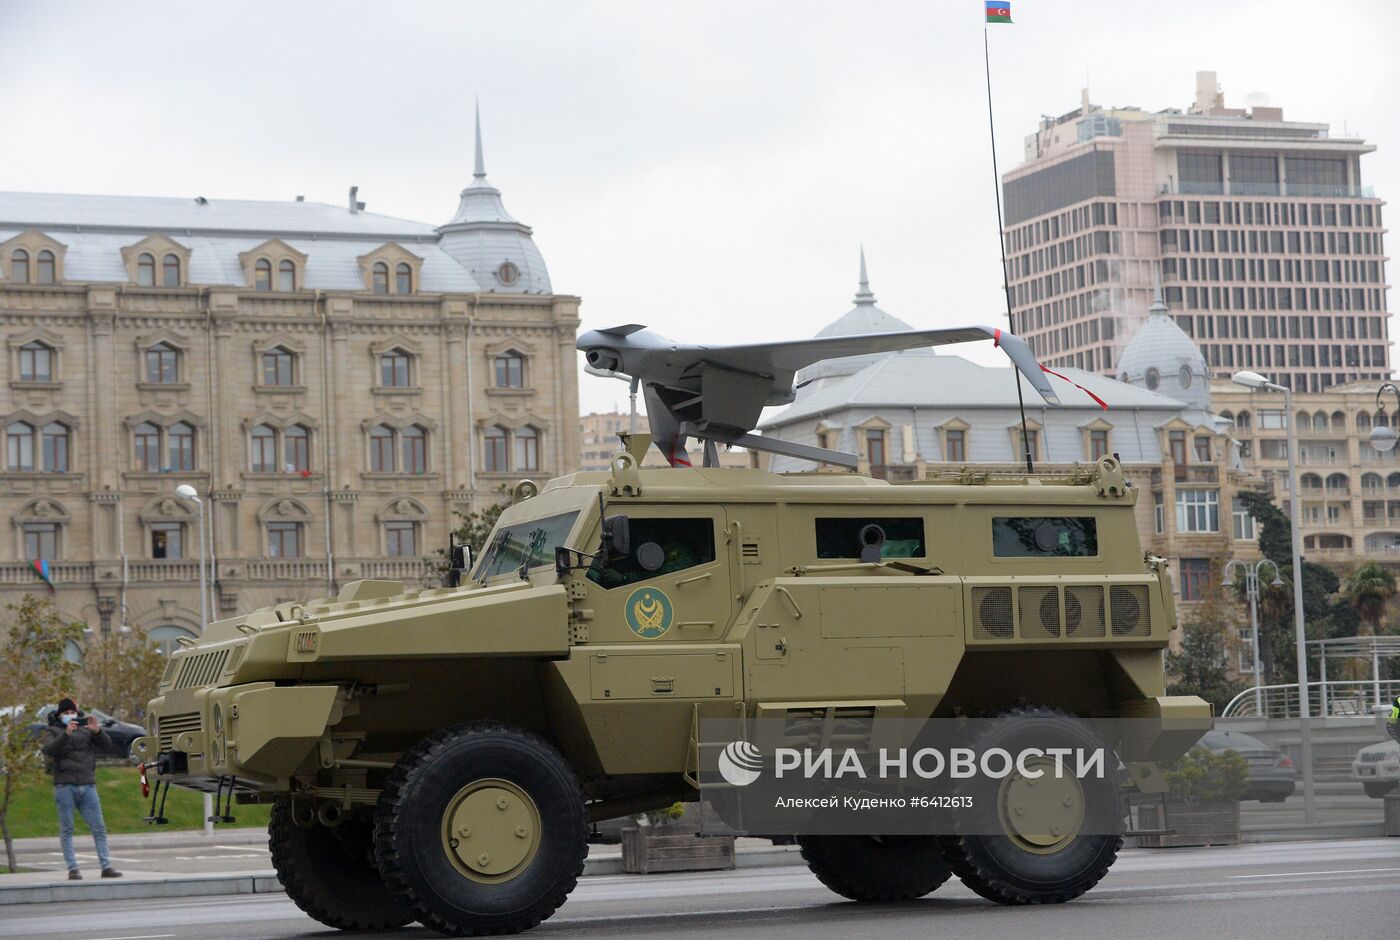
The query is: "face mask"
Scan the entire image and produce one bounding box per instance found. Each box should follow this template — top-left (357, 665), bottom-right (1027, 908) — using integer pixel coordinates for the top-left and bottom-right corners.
top-left (61, 712), bottom-right (79, 724)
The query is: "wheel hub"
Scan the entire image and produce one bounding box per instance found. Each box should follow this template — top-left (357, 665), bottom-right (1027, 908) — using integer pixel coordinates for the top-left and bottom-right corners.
top-left (441, 779), bottom-right (541, 882)
top-left (997, 757), bottom-right (1086, 853)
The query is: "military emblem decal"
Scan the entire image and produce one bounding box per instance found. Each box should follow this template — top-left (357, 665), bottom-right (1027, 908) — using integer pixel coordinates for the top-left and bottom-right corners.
top-left (625, 587), bottom-right (673, 639)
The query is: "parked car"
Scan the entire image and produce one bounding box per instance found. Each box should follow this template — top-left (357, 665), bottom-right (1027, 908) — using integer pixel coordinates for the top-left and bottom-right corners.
top-left (1351, 739), bottom-right (1400, 798)
top-left (26, 704), bottom-right (145, 759)
top-left (1198, 729), bottom-right (1296, 802)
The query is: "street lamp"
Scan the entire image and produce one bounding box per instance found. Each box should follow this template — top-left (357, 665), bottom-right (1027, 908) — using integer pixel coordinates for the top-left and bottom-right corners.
top-left (1231, 370), bottom-right (1316, 822)
top-left (175, 483), bottom-right (213, 836)
top-left (1368, 382), bottom-right (1400, 454)
top-left (1222, 559), bottom-right (1284, 716)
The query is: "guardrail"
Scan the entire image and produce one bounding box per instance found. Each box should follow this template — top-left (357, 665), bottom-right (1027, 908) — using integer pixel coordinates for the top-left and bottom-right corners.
top-left (1223, 679), bottom-right (1400, 719)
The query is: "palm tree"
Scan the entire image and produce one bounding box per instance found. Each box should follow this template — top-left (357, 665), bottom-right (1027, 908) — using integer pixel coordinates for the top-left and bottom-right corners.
top-left (1342, 562), bottom-right (1397, 637)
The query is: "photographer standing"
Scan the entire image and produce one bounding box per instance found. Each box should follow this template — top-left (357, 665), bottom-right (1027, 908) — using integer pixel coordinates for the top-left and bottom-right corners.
top-left (40, 698), bottom-right (121, 880)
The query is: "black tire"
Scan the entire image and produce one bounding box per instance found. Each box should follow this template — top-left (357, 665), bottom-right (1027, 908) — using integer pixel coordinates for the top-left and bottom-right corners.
top-left (374, 722), bottom-right (587, 936)
top-left (269, 800), bottom-right (411, 931)
top-left (798, 834), bottom-right (951, 901)
top-left (1363, 781), bottom-right (1396, 799)
top-left (937, 706), bottom-right (1123, 906)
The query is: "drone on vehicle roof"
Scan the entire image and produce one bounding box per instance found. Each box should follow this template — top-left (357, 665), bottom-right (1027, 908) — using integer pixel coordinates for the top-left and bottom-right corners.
top-left (575, 323), bottom-right (1061, 469)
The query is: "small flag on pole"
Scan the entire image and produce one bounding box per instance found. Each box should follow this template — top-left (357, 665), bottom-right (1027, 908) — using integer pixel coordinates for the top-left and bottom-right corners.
top-left (31, 559), bottom-right (55, 591)
top-left (986, 1), bottom-right (1013, 23)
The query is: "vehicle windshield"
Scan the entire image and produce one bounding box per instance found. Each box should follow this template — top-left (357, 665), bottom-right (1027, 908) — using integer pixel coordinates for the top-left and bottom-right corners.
top-left (474, 511), bottom-right (580, 581)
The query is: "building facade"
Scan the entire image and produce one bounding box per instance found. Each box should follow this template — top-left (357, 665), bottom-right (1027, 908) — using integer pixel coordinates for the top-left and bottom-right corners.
top-left (0, 116), bottom-right (579, 646)
top-left (578, 410), bottom-right (752, 471)
top-left (1003, 70), bottom-right (1389, 393)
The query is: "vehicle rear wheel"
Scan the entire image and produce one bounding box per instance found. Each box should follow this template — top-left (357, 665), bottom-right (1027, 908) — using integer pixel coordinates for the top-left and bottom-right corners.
top-left (1363, 781), bottom-right (1396, 799)
top-left (937, 706), bottom-right (1123, 906)
top-left (269, 799), bottom-right (411, 931)
top-left (798, 834), bottom-right (950, 901)
top-left (374, 722), bottom-right (587, 936)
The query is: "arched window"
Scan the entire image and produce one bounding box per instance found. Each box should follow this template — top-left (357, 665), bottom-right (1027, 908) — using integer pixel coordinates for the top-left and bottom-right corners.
top-left (1362, 473), bottom-right (1382, 491)
top-left (1326, 473), bottom-right (1349, 492)
top-left (146, 342), bottom-right (178, 384)
top-left (254, 258), bottom-right (272, 291)
top-left (1295, 411), bottom-right (1309, 430)
top-left (10, 248), bottom-right (29, 284)
top-left (277, 259), bottom-right (296, 291)
top-left (134, 422), bottom-right (161, 471)
top-left (162, 253), bottom-right (180, 287)
top-left (1312, 412), bottom-right (1328, 431)
top-left (149, 625), bottom-right (197, 655)
top-left (1387, 472), bottom-right (1400, 489)
top-left (515, 426), bottom-right (539, 471)
top-left (250, 424), bottom-right (277, 473)
top-left (36, 250), bottom-right (55, 284)
top-left (483, 426), bottom-right (508, 472)
top-left (384, 520), bottom-right (417, 557)
top-left (261, 346), bottom-right (294, 386)
top-left (1377, 412), bottom-right (1390, 428)
top-left (284, 424), bottom-right (310, 473)
top-left (6, 421), bottom-right (34, 471)
top-left (137, 252), bottom-right (156, 286)
top-left (379, 348), bottom-right (411, 387)
top-left (401, 425), bottom-right (427, 474)
top-left (41, 423), bottom-right (68, 473)
top-left (369, 425), bottom-right (395, 472)
top-left (266, 521), bottom-right (303, 558)
top-left (371, 261), bottom-right (389, 295)
top-left (494, 351), bottom-right (524, 388)
top-left (19, 341), bottom-right (53, 382)
top-left (395, 262), bottom-right (412, 294)
top-left (168, 422), bottom-right (195, 471)
top-left (1300, 473), bottom-right (1323, 490)
top-left (1235, 410), bottom-right (1251, 430)
top-left (1358, 412), bottom-right (1372, 430)
top-left (1331, 411), bottom-right (1347, 430)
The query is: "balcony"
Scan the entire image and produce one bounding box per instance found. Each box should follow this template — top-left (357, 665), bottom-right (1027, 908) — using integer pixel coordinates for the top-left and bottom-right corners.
top-left (1159, 182), bottom-right (1375, 198)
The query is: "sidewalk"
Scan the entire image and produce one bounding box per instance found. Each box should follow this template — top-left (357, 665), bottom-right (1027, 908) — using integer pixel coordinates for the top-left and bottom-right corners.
top-left (0, 829), bottom-right (802, 905)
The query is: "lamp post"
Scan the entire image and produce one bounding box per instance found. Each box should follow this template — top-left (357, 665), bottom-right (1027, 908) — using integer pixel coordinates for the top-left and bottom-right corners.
top-left (1231, 371), bottom-right (1316, 822)
top-left (175, 483), bottom-right (212, 835)
top-left (1222, 558), bottom-right (1283, 716)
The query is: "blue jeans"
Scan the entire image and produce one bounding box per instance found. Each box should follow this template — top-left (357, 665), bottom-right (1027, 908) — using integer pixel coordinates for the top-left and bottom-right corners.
top-left (54, 784), bottom-right (111, 871)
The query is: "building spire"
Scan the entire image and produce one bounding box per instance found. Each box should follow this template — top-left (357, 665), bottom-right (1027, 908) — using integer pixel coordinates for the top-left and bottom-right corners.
top-left (1149, 267), bottom-right (1168, 316)
top-left (473, 99), bottom-right (487, 182)
top-left (853, 244), bottom-right (877, 306)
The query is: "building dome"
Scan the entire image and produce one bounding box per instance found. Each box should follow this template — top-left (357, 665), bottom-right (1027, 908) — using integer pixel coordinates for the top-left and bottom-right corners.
top-left (436, 105), bottom-right (552, 293)
top-left (795, 249), bottom-right (922, 392)
top-left (1117, 279), bottom-right (1210, 410)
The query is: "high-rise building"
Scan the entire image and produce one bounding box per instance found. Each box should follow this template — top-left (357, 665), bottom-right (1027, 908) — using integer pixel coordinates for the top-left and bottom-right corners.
top-left (1003, 71), bottom-right (1389, 393)
top-left (0, 111), bottom-right (580, 645)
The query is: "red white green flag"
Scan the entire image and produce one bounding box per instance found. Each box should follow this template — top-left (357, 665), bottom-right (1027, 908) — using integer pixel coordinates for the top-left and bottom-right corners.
top-left (986, 1), bottom-right (1013, 23)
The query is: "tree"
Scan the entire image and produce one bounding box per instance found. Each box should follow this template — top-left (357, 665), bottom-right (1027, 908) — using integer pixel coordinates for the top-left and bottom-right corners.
top-left (1342, 562), bottom-right (1397, 637)
top-left (1164, 574), bottom-right (1243, 714)
top-left (76, 623), bottom-right (168, 722)
top-left (0, 595), bottom-right (83, 872)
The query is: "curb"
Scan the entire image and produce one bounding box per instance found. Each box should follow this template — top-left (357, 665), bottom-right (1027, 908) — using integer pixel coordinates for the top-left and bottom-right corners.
top-left (0, 845), bottom-right (806, 906)
top-left (9, 828), bottom-right (268, 854)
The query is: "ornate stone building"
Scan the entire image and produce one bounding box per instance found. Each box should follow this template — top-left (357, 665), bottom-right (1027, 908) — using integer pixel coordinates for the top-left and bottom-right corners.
top-left (0, 115), bottom-right (579, 647)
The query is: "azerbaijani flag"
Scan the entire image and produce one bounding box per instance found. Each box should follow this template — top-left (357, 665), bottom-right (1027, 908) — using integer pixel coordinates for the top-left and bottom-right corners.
top-left (987, 1), bottom-right (1013, 23)
top-left (31, 559), bottom-right (55, 591)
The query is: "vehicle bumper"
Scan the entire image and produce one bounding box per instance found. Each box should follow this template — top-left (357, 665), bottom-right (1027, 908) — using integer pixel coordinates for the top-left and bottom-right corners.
top-left (1351, 761), bottom-right (1400, 784)
top-left (132, 682), bottom-right (339, 791)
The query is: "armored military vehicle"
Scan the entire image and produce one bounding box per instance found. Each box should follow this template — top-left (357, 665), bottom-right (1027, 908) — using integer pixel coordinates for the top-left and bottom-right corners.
top-left (135, 323), bottom-right (1210, 936)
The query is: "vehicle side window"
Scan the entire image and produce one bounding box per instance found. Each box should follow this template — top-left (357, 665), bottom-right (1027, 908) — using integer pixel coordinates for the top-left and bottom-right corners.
top-left (815, 517), bottom-right (925, 558)
top-left (992, 516), bottom-right (1098, 558)
top-left (588, 517), bottom-right (715, 589)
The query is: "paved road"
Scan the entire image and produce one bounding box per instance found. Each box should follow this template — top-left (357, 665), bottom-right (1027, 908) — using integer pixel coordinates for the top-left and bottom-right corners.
top-left (2, 838), bottom-right (1395, 940)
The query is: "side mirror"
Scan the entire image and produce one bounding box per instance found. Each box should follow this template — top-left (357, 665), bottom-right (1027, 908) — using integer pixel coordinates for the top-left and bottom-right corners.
top-left (601, 514), bottom-right (631, 560)
top-left (446, 544), bottom-right (472, 587)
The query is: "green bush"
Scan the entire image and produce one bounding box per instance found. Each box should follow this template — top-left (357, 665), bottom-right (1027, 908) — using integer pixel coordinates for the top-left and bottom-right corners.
top-left (1162, 746), bottom-right (1248, 803)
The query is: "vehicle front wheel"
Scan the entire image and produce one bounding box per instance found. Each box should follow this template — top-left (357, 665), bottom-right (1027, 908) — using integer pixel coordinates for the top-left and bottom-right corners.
top-left (1363, 781), bottom-right (1396, 799)
top-left (374, 723), bottom-right (588, 936)
top-left (937, 706), bottom-right (1123, 906)
top-left (269, 800), bottom-right (411, 931)
top-left (798, 834), bottom-right (950, 901)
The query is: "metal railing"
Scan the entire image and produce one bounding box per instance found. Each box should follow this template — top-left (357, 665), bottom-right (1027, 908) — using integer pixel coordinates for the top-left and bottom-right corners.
top-left (1223, 679), bottom-right (1400, 719)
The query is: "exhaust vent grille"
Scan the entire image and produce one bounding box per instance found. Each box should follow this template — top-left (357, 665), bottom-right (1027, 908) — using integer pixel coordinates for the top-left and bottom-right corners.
top-left (1018, 585), bottom-right (1061, 638)
top-left (1110, 585), bottom-right (1150, 636)
top-left (972, 587), bottom-right (1014, 639)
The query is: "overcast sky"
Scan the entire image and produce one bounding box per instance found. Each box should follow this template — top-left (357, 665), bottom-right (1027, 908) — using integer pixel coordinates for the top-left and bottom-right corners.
top-left (2, 1), bottom-right (1396, 415)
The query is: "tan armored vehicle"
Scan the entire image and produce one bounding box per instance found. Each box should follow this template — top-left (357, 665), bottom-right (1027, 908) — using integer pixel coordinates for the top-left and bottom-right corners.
top-left (136, 324), bottom-right (1211, 935)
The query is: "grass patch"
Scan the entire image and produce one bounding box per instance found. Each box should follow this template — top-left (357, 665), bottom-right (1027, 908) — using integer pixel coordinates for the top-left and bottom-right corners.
top-left (0, 866), bottom-right (37, 874)
top-left (3, 764), bottom-right (269, 838)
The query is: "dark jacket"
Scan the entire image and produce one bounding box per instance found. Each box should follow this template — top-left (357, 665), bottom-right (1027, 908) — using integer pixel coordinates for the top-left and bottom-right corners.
top-left (40, 711), bottom-right (103, 786)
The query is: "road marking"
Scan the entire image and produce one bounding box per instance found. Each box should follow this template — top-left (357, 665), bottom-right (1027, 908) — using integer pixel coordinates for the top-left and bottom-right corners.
top-left (1229, 867), bottom-right (1400, 879)
top-left (81, 934), bottom-right (177, 940)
